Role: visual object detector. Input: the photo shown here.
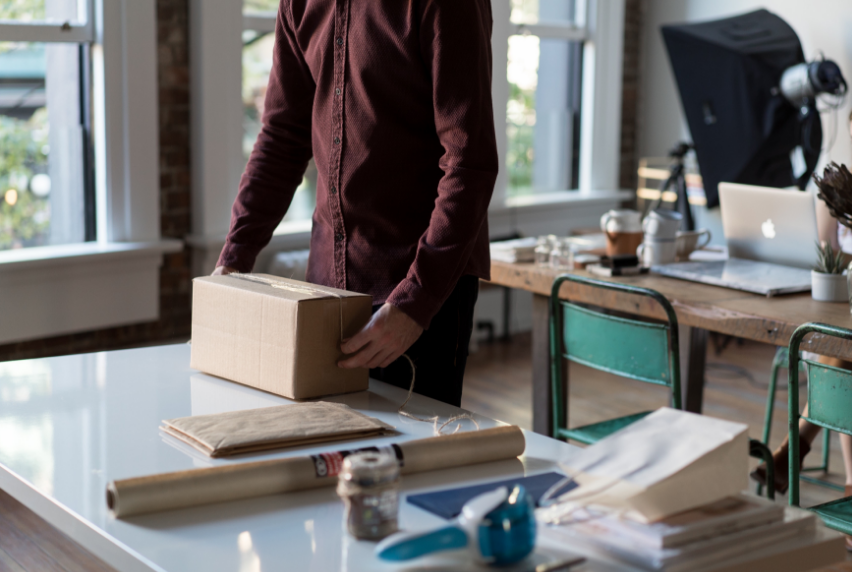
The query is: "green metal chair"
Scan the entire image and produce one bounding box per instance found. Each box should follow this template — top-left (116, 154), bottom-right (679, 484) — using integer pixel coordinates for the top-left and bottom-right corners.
top-left (547, 274), bottom-right (777, 500)
top-left (788, 322), bottom-right (852, 534)
top-left (548, 274), bottom-right (683, 445)
top-left (759, 346), bottom-right (838, 496)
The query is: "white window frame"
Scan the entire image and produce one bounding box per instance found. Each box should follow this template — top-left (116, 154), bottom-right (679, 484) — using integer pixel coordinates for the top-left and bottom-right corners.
top-left (490, 0), bottom-right (625, 203)
top-left (187, 0), bottom-right (629, 277)
top-left (0, 0), bottom-right (182, 345)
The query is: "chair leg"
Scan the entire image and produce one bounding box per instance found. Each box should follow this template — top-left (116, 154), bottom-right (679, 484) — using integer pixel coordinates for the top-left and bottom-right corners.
top-left (749, 440), bottom-right (775, 500)
top-left (757, 347), bottom-right (784, 496)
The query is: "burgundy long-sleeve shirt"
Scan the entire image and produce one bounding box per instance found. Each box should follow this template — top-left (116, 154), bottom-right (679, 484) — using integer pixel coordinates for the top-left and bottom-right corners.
top-left (217, 0), bottom-right (498, 329)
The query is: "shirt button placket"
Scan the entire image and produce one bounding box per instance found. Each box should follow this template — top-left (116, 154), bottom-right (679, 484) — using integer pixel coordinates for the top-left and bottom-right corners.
top-left (330, 0), bottom-right (348, 290)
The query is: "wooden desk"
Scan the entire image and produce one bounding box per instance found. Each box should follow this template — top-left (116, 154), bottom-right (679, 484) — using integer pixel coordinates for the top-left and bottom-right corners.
top-left (488, 261), bottom-right (852, 435)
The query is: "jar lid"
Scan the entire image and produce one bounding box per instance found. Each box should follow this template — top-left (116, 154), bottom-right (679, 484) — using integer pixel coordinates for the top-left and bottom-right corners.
top-left (340, 452), bottom-right (400, 487)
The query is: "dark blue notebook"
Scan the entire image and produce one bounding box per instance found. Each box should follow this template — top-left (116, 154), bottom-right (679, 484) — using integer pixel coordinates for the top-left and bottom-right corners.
top-left (406, 472), bottom-right (576, 520)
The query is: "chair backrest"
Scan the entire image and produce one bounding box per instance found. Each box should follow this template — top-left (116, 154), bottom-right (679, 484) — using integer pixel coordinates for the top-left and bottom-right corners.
top-left (788, 322), bottom-right (852, 437)
top-left (549, 274), bottom-right (682, 435)
top-left (787, 322), bottom-right (852, 506)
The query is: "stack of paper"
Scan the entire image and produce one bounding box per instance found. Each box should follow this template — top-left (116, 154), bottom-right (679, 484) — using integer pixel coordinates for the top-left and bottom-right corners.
top-left (540, 494), bottom-right (817, 572)
top-left (489, 237), bottom-right (539, 263)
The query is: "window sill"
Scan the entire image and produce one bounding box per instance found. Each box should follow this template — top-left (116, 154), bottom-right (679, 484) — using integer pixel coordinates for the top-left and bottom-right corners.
top-left (0, 240), bottom-right (184, 345)
top-left (187, 191), bottom-right (633, 276)
top-left (0, 240), bottom-right (183, 271)
top-left (491, 189), bottom-right (634, 215)
top-left (489, 189), bottom-right (633, 238)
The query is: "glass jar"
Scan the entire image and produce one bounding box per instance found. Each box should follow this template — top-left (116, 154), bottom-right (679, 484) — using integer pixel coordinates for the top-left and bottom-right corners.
top-left (337, 452), bottom-right (400, 540)
top-left (534, 237), bottom-right (551, 267)
top-left (550, 239), bottom-right (574, 270)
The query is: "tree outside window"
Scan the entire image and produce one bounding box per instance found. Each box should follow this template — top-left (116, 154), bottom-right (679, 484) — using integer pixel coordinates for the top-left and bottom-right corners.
top-left (0, 0), bottom-right (90, 250)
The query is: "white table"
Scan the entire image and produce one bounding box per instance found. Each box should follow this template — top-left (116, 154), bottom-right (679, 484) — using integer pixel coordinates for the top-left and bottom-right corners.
top-left (0, 345), bottom-right (842, 572)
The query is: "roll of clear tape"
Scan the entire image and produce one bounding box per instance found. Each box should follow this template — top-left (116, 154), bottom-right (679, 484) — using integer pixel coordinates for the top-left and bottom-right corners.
top-left (107, 425), bottom-right (526, 518)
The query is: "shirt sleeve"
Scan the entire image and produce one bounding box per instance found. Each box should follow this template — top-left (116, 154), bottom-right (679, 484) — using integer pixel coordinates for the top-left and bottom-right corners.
top-left (385, 0), bottom-right (498, 329)
top-left (217, 2), bottom-right (315, 272)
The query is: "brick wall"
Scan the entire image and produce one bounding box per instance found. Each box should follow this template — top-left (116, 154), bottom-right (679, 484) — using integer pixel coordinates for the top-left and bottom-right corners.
top-left (0, 0), bottom-right (193, 362)
top-left (619, 0), bottom-right (643, 192)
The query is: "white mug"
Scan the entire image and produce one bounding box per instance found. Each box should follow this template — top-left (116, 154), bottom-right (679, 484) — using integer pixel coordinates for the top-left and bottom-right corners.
top-left (637, 240), bottom-right (677, 267)
top-left (675, 229), bottom-right (712, 261)
top-left (600, 209), bottom-right (642, 233)
top-left (642, 209), bottom-right (683, 240)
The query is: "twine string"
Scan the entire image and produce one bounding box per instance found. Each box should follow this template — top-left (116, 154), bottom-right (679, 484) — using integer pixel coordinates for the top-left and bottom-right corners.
top-left (398, 354), bottom-right (479, 435)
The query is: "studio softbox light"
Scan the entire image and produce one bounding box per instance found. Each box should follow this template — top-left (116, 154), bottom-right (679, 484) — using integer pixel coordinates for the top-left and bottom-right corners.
top-left (662, 9), bottom-right (816, 208)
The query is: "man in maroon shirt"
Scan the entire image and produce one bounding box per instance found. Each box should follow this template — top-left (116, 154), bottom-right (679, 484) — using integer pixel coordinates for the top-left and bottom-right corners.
top-left (214, 0), bottom-right (498, 406)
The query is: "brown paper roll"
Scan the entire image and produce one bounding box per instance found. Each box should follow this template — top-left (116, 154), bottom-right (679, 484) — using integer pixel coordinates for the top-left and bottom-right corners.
top-left (107, 425), bottom-right (525, 518)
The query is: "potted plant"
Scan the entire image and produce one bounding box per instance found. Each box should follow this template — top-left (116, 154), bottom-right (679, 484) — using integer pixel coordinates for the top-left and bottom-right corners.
top-left (812, 242), bottom-right (848, 302)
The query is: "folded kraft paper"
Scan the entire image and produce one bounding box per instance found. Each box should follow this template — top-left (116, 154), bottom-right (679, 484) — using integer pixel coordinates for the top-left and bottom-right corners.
top-left (107, 425), bottom-right (526, 518)
top-left (161, 402), bottom-right (396, 457)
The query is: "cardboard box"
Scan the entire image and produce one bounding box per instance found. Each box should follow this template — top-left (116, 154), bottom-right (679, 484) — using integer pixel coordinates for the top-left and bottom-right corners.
top-left (191, 274), bottom-right (372, 399)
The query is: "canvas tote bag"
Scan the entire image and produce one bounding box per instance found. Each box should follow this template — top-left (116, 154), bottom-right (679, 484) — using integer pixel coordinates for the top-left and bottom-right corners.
top-left (542, 408), bottom-right (748, 523)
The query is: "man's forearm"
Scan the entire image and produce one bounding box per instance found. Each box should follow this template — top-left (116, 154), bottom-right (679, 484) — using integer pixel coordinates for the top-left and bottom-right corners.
top-left (386, 167), bottom-right (495, 329)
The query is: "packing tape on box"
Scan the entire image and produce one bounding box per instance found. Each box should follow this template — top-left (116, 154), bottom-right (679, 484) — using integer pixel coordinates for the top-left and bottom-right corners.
top-left (106, 424), bottom-right (525, 518)
top-left (230, 273), bottom-right (346, 339)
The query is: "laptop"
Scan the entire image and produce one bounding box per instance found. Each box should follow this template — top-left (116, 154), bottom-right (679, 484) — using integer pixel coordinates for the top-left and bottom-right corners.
top-left (651, 183), bottom-right (818, 296)
top-left (719, 182), bottom-right (819, 268)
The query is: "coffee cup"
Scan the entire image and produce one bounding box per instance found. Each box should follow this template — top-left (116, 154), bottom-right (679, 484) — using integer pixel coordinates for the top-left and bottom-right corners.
top-left (601, 209), bottom-right (642, 257)
top-left (637, 239), bottom-right (677, 267)
top-left (606, 231), bottom-right (644, 257)
top-left (675, 229), bottom-right (712, 261)
top-left (642, 209), bottom-right (683, 241)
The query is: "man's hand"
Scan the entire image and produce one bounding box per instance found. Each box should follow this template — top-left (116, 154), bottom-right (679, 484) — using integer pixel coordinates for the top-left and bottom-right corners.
top-left (338, 303), bottom-right (424, 369)
top-left (212, 266), bottom-right (238, 276)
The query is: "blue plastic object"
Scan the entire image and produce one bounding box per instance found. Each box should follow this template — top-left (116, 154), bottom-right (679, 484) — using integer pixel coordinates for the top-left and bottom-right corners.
top-left (477, 486), bottom-right (537, 565)
top-left (376, 526), bottom-right (468, 561)
top-left (376, 485), bottom-right (536, 566)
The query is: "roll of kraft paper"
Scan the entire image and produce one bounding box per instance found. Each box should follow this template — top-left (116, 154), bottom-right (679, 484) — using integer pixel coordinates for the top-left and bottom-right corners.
top-left (107, 425), bottom-right (525, 518)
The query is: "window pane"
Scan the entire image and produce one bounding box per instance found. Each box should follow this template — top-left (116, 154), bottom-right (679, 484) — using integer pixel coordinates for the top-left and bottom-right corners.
top-left (507, 35), bottom-right (583, 196)
top-left (0, 42), bottom-right (87, 250)
top-left (242, 32), bottom-right (315, 223)
top-left (243, 0), bottom-right (278, 15)
top-left (0, 0), bottom-right (85, 24)
top-left (511, 0), bottom-right (578, 25)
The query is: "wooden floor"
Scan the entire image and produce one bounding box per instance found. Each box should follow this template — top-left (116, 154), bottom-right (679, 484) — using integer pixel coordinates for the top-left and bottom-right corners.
top-left (0, 489), bottom-right (116, 572)
top-left (0, 334), bottom-right (849, 571)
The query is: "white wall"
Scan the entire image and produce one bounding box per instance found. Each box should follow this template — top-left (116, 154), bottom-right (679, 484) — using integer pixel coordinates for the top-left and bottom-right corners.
top-left (639, 0), bottom-right (852, 167)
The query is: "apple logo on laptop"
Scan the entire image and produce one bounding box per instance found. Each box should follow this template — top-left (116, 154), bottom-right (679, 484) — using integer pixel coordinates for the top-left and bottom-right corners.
top-left (761, 219), bottom-right (776, 239)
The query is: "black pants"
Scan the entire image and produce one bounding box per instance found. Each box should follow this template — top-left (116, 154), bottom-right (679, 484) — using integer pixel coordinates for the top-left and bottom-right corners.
top-left (370, 275), bottom-right (479, 407)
